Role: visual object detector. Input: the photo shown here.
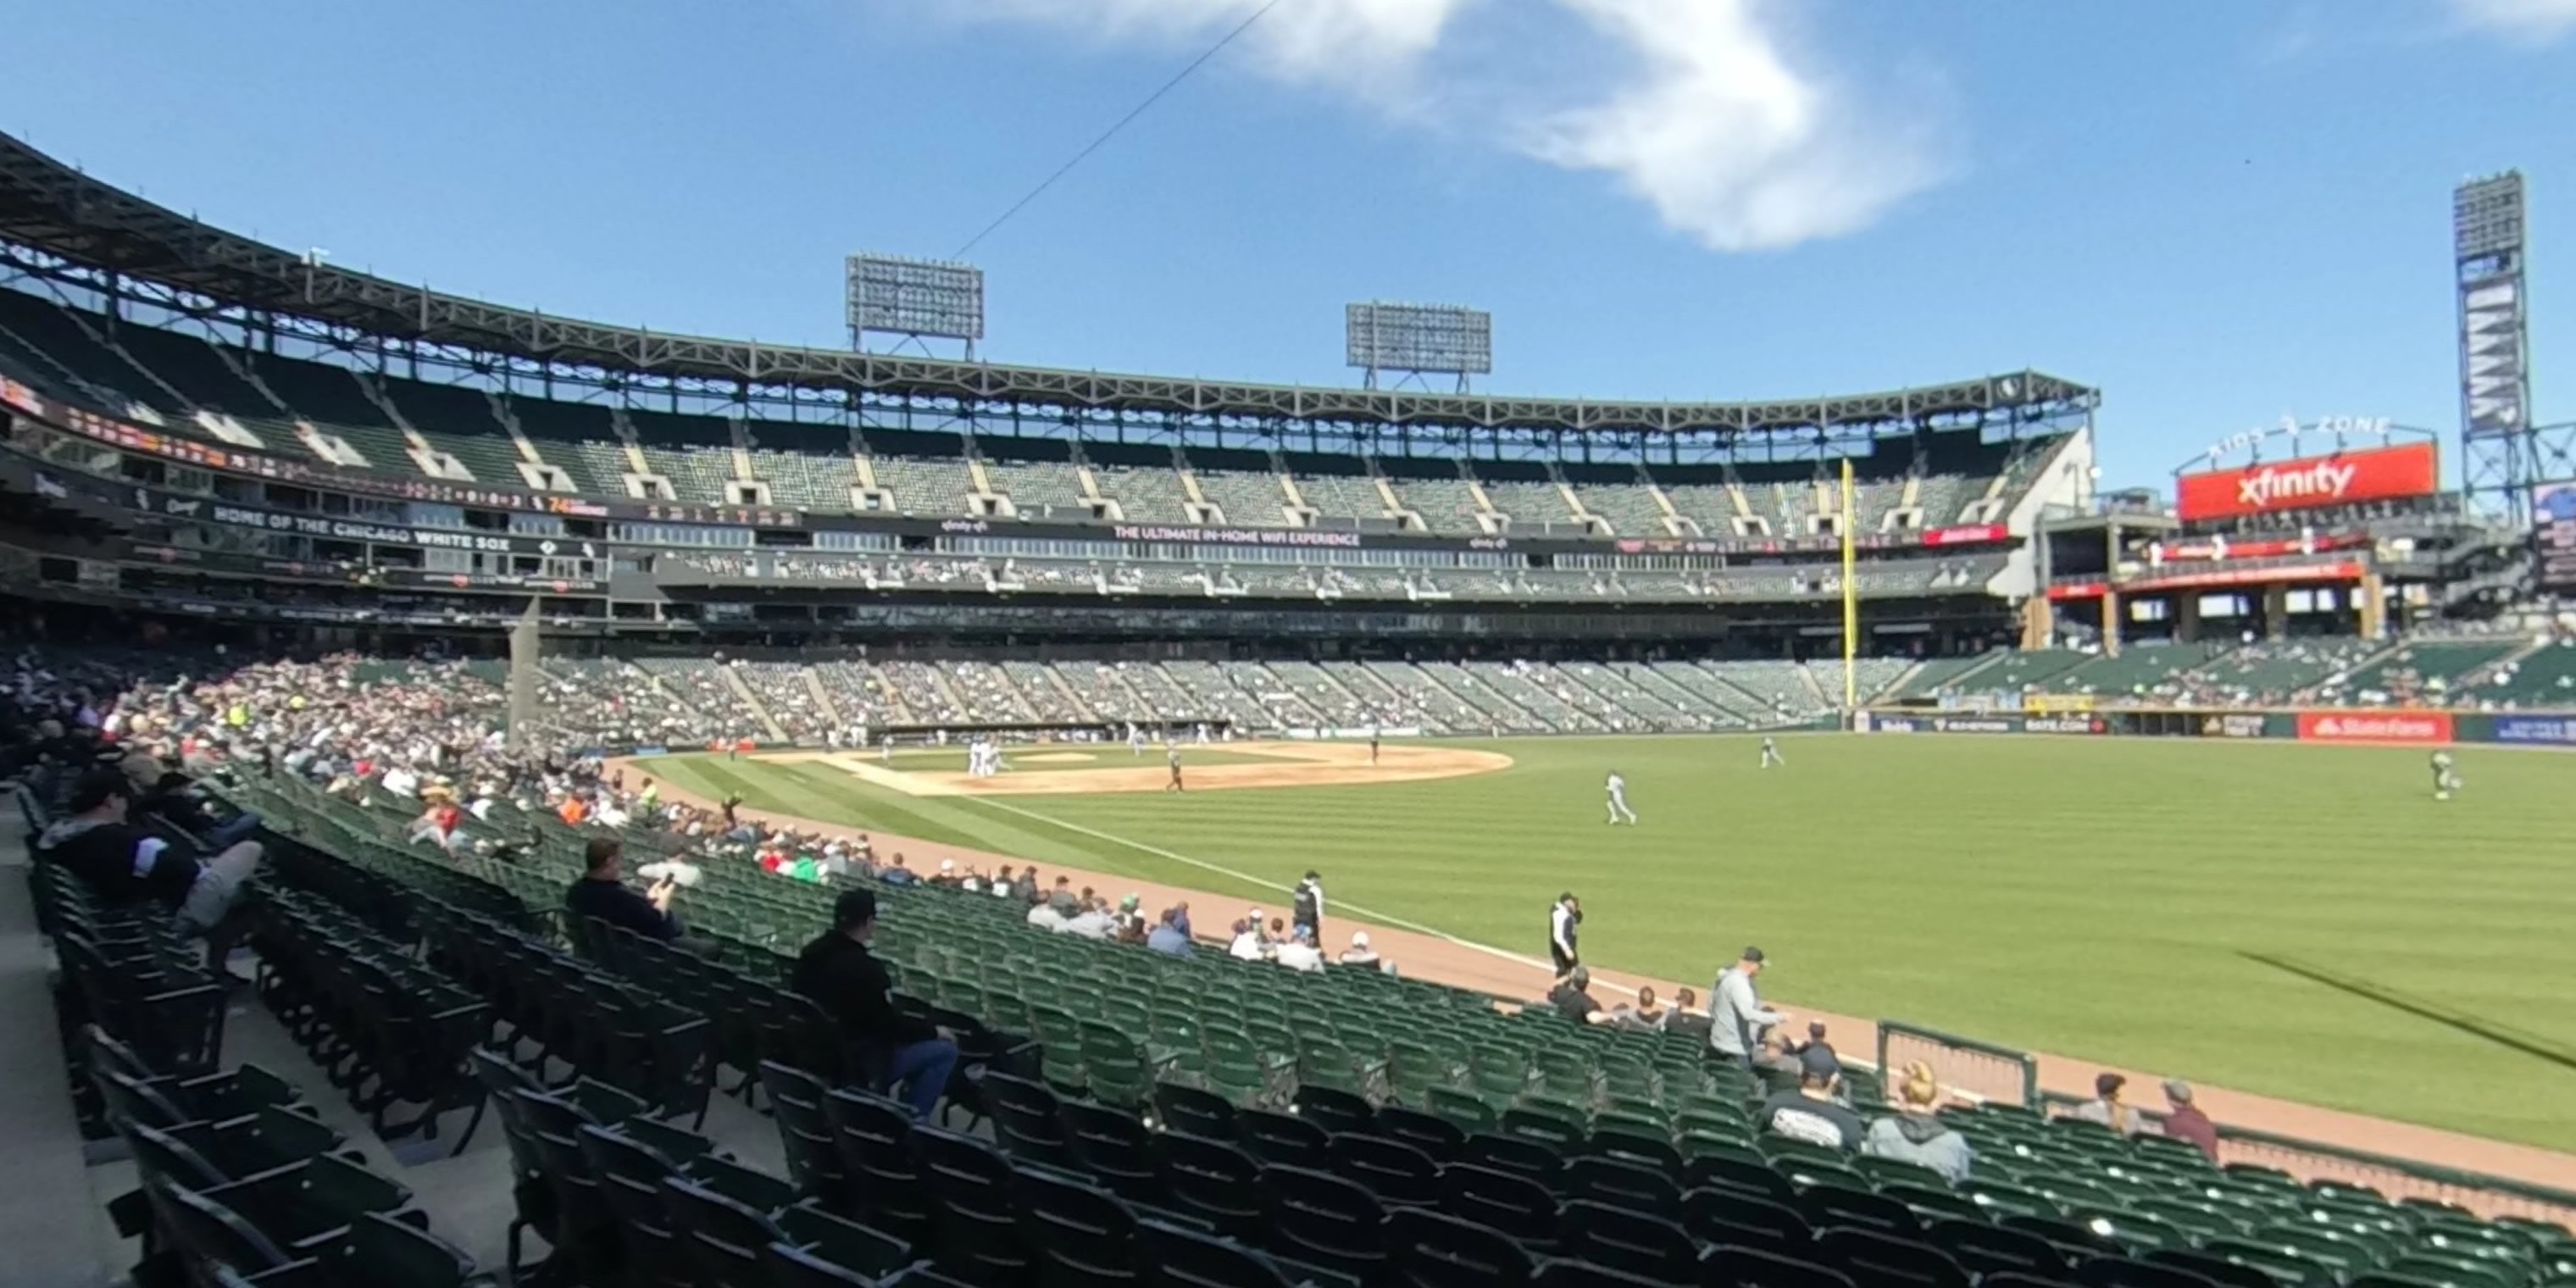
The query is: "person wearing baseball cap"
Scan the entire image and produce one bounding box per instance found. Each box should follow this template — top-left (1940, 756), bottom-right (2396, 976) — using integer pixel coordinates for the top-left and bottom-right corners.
top-left (1711, 946), bottom-right (1785, 1068)
top-left (791, 889), bottom-right (955, 1121)
top-left (2070, 1071), bottom-right (2144, 1137)
top-left (2159, 1079), bottom-right (2218, 1161)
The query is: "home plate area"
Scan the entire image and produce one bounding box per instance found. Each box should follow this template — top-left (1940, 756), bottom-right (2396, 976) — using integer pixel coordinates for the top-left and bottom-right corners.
top-left (812, 740), bottom-right (1512, 797)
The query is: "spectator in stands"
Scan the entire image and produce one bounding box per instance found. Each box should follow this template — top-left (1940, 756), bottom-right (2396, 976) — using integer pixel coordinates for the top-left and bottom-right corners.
top-left (1795, 1020), bottom-right (1836, 1064)
top-left (1547, 967), bottom-right (1614, 1025)
top-left (1027, 892), bottom-right (1070, 933)
top-left (36, 766), bottom-right (263, 976)
top-left (564, 837), bottom-right (690, 947)
top-left (2161, 1079), bottom-right (2219, 1161)
top-left (1712, 947), bottom-right (1785, 1066)
top-left (1663, 986), bottom-right (1712, 1041)
top-left (1146, 907), bottom-right (1195, 958)
top-left (119, 749), bottom-right (260, 852)
top-left (1113, 894), bottom-right (1147, 942)
top-left (880, 854), bottom-right (917, 887)
top-left (2072, 1071), bottom-right (2146, 1136)
top-left (1273, 924), bottom-right (1325, 973)
top-left (1863, 1062), bottom-right (1974, 1182)
top-left (991, 865), bottom-right (1017, 898)
top-left (1613, 985), bottom-right (1668, 1030)
top-left (1760, 1048), bottom-right (1866, 1150)
top-left (1227, 919), bottom-right (1264, 961)
top-left (794, 890), bottom-right (956, 1121)
top-left (1338, 930), bottom-right (1386, 972)
top-left (1062, 897), bottom-right (1118, 941)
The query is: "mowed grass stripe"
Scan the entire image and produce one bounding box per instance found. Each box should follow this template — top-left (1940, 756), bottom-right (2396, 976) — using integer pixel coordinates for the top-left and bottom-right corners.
top-left (653, 736), bottom-right (2576, 1151)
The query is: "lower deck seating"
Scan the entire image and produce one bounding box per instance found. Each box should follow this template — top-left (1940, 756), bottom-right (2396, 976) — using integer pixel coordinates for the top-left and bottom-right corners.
top-left (166, 769), bottom-right (2576, 1288)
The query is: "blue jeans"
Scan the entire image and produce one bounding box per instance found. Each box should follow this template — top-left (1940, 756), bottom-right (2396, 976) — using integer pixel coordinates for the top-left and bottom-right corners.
top-left (885, 1038), bottom-right (958, 1121)
top-left (204, 811), bottom-right (262, 852)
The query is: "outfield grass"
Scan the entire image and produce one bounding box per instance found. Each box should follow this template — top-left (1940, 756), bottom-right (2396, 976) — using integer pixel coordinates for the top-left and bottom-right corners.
top-left (644, 735), bottom-right (2576, 1152)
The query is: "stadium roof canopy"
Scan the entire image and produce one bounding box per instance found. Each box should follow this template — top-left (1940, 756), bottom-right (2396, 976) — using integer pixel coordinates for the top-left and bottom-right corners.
top-left (0, 130), bottom-right (2097, 437)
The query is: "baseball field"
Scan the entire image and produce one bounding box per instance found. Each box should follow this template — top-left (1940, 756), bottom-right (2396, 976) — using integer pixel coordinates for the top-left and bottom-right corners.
top-left (636, 734), bottom-right (2576, 1155)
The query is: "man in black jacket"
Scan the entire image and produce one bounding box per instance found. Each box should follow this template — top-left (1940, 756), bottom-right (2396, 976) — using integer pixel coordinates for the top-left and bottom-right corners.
top-left (36, 767), bottom-right (262, 974)
top-left (793, 889), bottom-right (957, 1120)
top-left (564, 838), bottom-right (682, 942)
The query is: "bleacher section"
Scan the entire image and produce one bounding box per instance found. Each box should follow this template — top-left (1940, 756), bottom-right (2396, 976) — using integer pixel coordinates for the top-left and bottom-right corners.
top-left (1386, 471), bottom-right (1483, 535)
top-left (0, 290), bottom-right (2068, 576)
top-left (22, 669), bottom-right (2576, 1288)
top-left (1196, 469), bottom-right (1292, 527)
top-left (1093, 465), bottom-right (1193, 525)
top-left (2026, 643), bottom-right (2232, 702)
top-left (2309, 641), bottom-right (2519, 708)
top-left (2472, 640), bottom-right (2576, 709)
top-left (871, 454), bottom-right (976, 517)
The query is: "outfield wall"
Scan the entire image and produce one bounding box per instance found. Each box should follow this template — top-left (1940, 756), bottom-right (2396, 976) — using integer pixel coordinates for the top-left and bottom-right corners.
top-left (1855, 707), bottom-right (2576, 747)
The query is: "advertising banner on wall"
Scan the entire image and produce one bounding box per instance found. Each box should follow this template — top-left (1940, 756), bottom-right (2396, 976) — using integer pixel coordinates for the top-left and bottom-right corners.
top-left (2175, 442), bottom-right (2438, 522)
top-left (2023, 716), bottom-right (2107, 735)
top-left (1929, 715), bottom-right (2022, 734)
top-left (2201, 713), bottom-right (2269, 739)
top-left (2535, 481), bottom-right (2576, 592)
top-left (2490, 715), bottom-right (2576, 746)
top-left (2296, 711), bottom-right (2453, 744)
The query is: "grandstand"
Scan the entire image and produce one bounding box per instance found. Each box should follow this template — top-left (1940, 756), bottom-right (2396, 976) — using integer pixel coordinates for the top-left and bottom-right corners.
top-left (10, 116), bottom-right (2576, 1288)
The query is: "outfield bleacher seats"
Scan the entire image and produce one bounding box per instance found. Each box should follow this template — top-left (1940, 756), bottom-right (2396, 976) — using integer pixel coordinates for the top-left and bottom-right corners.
top-left (2470, 640), bottom-right (2576, 709)
top-left (2312, 641), bottom-right (2520, 708)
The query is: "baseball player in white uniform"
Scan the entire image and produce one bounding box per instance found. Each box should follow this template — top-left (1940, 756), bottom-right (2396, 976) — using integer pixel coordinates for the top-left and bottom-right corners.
top-left (1605, 769), bottom-right (1639, 825)
top-left (1760, 736), bottom-right (1785, 769)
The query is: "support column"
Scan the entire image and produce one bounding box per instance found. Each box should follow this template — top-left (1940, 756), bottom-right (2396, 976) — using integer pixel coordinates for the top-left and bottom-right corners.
top-left (2357, 573), bottom-right (2385, 639)
top-left (2263, 585), bottom-right (2290, 641)
top-left (2175, 592), bottom-right (2201, 644)
top-left (2101, 591), bottom-right (2122, 656)
top-left (2022, 597), bottom-right (2054, 650)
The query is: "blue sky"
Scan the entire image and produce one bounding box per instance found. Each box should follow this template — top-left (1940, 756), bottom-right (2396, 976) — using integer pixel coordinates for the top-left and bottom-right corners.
top-left (6, 0), bottom-right (2570, 490)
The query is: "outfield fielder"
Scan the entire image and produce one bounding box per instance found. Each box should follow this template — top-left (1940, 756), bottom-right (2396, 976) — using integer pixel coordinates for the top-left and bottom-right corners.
top-left (1605, 769), bottom-right (1639, 825)
top-left (2431, 751), bottom-right (2462, 802)
top-left (1760, 736), bottom-right (1785, 769)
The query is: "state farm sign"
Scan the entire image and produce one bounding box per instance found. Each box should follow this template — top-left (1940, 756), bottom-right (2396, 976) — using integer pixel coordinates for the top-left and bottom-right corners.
top-left (2177, 442), bottom-right (2436, 522)
top-left (2296, 711), bottom-right (2453, 745)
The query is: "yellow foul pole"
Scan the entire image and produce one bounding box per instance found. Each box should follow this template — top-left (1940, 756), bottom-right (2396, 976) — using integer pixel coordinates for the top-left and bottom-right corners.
top-left (1840, 459), bottom-right (1858, 708)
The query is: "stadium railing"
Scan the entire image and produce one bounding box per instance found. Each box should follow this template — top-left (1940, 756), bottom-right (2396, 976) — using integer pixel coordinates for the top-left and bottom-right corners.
top-left (2037, 1091), bottom-right (2576, 1230)
top-left (1876, 1019), bottom-right (2040, 1106)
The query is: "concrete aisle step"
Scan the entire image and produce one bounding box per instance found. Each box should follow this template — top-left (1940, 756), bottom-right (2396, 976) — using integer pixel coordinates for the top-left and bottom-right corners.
top-left (0, 797), bottom-right (119, 1288)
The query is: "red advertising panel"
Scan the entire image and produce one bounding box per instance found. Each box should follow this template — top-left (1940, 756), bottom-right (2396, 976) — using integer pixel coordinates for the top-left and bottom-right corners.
top-left (1919, 524), bottom-right (2007, 547)
top-left (2296, 711), bottom-right (2453, 745)
top-left (2177, 442), bottom-right (2436, 521)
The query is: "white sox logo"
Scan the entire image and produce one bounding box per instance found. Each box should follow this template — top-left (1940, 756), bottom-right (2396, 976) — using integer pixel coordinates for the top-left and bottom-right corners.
top-left (2235, 460), bottom-right (2358, 511)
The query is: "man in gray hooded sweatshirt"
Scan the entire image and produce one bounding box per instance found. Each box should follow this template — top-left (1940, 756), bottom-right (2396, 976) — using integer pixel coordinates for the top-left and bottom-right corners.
top-left (1863, 1061), bottom-right (1974, 1183)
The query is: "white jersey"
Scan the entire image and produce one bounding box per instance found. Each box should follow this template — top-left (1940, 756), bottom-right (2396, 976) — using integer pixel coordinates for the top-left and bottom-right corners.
top-left (1607, 773), bottom-right (1627, 798)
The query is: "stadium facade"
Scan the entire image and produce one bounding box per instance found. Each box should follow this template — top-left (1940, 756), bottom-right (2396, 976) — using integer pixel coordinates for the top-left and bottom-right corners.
top-left (0, 130), bottom-right (2526, 673)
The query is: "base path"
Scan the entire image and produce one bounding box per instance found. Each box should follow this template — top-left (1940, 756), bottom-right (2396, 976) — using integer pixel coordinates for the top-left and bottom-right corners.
top-left (764, 740), bottom-right (1511, 797)
top-left (621, 762), bottom-right (2576, 1220)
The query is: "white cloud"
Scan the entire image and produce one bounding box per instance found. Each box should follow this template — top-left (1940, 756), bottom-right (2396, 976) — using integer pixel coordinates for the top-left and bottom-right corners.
top-left (1521, 0), bottom-right (1951, 251)
top-left (2448, 0), bottom-right (2576, 42)
top-left (963, 0), bottom-right (1476, 92)
top-left (934, 0), bottom-right (1951, 252)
